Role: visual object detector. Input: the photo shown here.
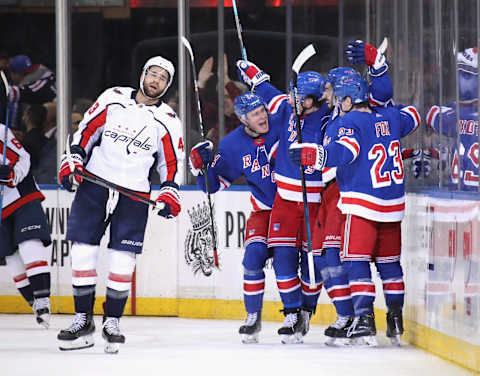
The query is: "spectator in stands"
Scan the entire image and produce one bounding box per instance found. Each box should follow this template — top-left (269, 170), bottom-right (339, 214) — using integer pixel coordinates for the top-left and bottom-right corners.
top-left (197, 54), bottom-right (247, 145)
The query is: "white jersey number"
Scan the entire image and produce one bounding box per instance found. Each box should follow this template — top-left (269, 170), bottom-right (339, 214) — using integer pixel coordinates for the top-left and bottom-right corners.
top-left (368, 140), bottom-right (404, 188)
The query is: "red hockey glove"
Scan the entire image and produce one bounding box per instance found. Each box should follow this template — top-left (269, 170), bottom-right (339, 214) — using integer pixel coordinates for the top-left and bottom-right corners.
top-left (0, 165), bottom-right (15, 187)
top-left (236, 60), bottom-right (270, 90)
top-left (58, 146), bottom-right (84, 192)
top-left (189, 140), bottom-right (213, 177)
top-left (155, 182), bottom-right (181, 219)
top-left (288, 142), bottom-right (326, 171)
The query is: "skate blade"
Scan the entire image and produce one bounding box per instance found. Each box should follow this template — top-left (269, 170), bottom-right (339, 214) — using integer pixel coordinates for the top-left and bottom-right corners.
top-left (58, 335), bottom-right (94, 351)
top-left (280, 333), bottom-right (303, 344)
top-left (241, 333), bottom-right (259, 344)
top-left (390, 335), bottom-right (401, 346)
top-left (325, 337), bottom-right (353, 347)
top-left (37, 316), bottom-right (50, 329)
top-left (353, 335), bottom-right (377, 347)
top-left (104, 341), bottom-right (120, 354)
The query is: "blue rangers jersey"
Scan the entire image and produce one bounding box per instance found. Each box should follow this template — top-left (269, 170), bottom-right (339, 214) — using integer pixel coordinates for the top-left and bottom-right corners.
top-left (323, 105), bottom-right (420, 222)
top-left (197, 122), bottom-right (280, 211)
top-left (427, 102), bottom-right (479, 190)
top-left (320, 71), bottom-right (395, 184)
top-left (255, 82), bottom-right (329, 202)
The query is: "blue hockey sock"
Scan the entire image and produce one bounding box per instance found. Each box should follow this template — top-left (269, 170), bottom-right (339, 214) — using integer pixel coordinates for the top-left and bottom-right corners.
top-left (273, 247), bottom-right (301, 309)
top-left (343, 260), bottom-right (375, 315)
top-left (376, 261), bottom-right (405, 309)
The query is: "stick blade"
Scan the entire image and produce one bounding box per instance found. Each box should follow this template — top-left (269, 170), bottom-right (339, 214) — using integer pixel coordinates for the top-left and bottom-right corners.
top-left (181, 36), bottom-right (193, 56)
top-left (292, 44), bottom-right (316, 74)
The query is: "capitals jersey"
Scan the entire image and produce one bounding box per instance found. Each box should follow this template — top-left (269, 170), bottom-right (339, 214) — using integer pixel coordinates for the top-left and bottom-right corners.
top-left (198, 122), bottom-right (280, 211)
top-left (324, 105), bottom-right (420, 222)
top-left (255, 82), bottom-right (329, 202)
top-left (427, 102), bottom-right (479, 190)
top-left (71, 87), bottom-right (185, 193)
top-left (0, 123), bottom-right (44, 220)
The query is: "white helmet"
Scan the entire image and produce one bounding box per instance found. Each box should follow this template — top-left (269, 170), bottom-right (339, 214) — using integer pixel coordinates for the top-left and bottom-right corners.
top-left (139, 56), bottom-right (175, 99)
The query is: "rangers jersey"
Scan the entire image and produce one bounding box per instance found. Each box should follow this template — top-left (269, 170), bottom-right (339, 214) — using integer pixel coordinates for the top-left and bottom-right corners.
top-left (427, 102), bottom-right (479, 190)
top-left (0, 123), bottom-right (44, 220)
top-left (255, 82), bottom-right (329, 202)
top-left (323, 105), bottom-right (420, 222)
top-left (71, 87), bottom-right (185, 193)
top-left (197, 122), bottom-right (280, 211)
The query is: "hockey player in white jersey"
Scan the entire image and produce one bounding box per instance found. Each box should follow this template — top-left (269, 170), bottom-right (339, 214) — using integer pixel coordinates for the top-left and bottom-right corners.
top-left (0, 123), bottom-right (52, 328)
top-left (57, 56), bottom-right (185, 353)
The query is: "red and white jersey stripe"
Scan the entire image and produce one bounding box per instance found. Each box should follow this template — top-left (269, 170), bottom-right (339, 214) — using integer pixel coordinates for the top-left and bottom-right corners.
top-left (338, 190), bottom-right (406, 222)
top-left (275, 172), bottom-right (324, 202)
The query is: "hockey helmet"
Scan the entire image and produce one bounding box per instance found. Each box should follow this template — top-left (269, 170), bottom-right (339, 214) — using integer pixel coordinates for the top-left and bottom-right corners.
top-left (234, 91), bottom-right (267, 124)
top-left (9, 55), bottom-right (32, 74)
top-left (333, 74), bottom-right (369, 104)
top-left (325, 67), bottom-right (360, 87)
top-left (140, 55), bottom-right (175, 99)
top-left (457, 47), bottom-right (478, 103)
top-left (289, 71), bottom-right (324, 100)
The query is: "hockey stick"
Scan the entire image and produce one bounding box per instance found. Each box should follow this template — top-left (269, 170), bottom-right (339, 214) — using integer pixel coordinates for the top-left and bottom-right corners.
top-left (0, 70), bottom-right (11, 222)
top-left (181, 36), bottom-right (219, 268)
top-left (65, 138), bottom-right (163, 210)
top-left (232, 0), bottom-right (248, 61)
top-left (291, 44), bottom-right (317, 289)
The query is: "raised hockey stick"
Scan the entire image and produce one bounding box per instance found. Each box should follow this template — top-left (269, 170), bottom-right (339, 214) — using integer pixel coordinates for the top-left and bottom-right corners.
top-left (182, 36), bottom-right (219, 268)
top-left (0, 71), bottom-right (11, 222)
top-left (232, 0), bottom-right (248, 61)
top-left (65, 138), bottom-right (163, 210)
top-left (291, 44), bottom-right (317, 289)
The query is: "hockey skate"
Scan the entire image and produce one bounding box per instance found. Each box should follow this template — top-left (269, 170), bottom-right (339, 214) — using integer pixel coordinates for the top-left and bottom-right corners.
top-left (301, 307), bottom-right (315, 336)
top-left (33, 297), bottom-right (50, 329)
top-left (347, 313), bottom-right (377, 347)
top-left (102, 317), bottom-right (125, 354)
top-left (324, 315), bottom-right (353, 346)
top-left (386, 308), bottom-right (404, 346)
top-left (239, 312), bottom-right (261, 344)
top-left (58, 312), bottom-right (95, 351)
top-left (278, 308), bottom-right (307, 344)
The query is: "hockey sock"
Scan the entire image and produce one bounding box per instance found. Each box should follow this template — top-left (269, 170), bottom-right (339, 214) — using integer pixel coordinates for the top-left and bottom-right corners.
top-left (323, 248), bottom-right (354, 317)
top-left (105, 287), bottom-right (129, 318)
top-left (73, 284), bottom-right (96, 313)
top-left (242, 242), bottom-right (269, 313)
top-left (273, 247), bottom-right (301, 309)
top-left (343, 260), bottom-right (375, 316)
top-left (18, 284), bottom-right (34, 306)
top-left (300, 252), bottom-right (322, 310)
top-left (376, 261), bottom-right (405, 309)
top-left (29, 273), bottom-right (51, 299)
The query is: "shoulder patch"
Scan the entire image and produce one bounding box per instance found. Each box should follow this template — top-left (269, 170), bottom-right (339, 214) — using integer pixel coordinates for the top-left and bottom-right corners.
top-left (113, 88), bottom-right (122, 95)
top-left (167, 112), bottom-right (177, 118)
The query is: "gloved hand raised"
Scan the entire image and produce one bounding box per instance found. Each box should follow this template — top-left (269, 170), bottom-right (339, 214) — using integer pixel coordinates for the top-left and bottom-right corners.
top-left (236, 60), bottom-right (270, 90)
top-left (189, 140), bottom-right (214, 177)
top-left (345, 37), bottom-right (388, 76)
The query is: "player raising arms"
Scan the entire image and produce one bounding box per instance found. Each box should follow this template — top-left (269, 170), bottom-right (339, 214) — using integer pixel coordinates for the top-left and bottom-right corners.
top-left (290, 73), bottom-right (420, 346)
top-left (57, 56), bottom-right (185, 353)
top-left (190, 91), bottom-right (280, 344)
top-left (236, 60), bottom-right (329, 343)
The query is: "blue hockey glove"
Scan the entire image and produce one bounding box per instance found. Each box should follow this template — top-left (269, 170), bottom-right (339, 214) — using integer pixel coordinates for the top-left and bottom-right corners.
top-left (345, 38), bottom-right (388, 76)
top-left (288, 142), bottom-right (326, 170)
top-left (236, 60), bottom-right (270, 90)
top-left (189, 140), bottom-right (214, 177)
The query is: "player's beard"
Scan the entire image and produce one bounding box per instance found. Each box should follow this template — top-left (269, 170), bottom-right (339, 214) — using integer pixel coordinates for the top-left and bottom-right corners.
top-left (144, 83), bottom-right (163, 99)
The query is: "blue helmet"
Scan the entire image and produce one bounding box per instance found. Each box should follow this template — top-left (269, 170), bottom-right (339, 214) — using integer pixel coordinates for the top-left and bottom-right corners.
top-left (9, 54), bottom-right (32, 74)
top-left (325, 67), bottom-right (360, 87)
top-left (334, 74), bottom-right (369, 104)
top-left (289, 71), bottom-right (324, 100)
top-left (234, 91), bottom-right (267, 123)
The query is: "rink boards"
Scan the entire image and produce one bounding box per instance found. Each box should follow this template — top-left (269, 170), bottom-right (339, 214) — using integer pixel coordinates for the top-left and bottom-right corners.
top-left (0, 186), bottom-right (479, 372)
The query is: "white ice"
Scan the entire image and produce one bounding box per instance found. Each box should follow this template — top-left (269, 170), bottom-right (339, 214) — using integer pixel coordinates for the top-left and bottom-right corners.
top-left (0, 314), bottom-right (473, 376)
